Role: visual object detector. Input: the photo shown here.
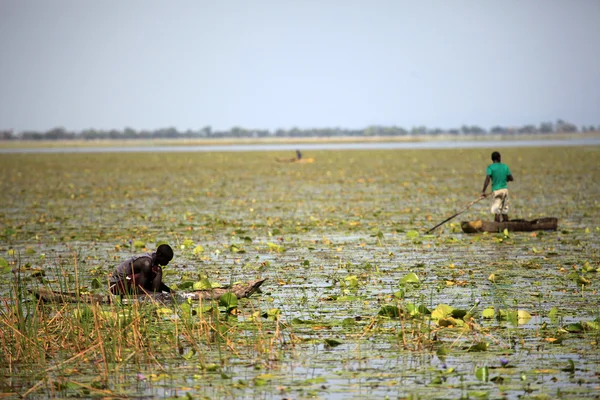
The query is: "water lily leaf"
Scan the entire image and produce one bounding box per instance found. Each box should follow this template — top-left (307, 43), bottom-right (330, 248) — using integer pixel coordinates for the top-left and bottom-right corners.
top-left (567, 271), bottom-right (591, 285)
top-left (303, 377), bottom-right (327, 385)
top-left (475, 366), bottom-right (489, 381)
top-left (500, 309), bottom-right (531, 325)
top-left (179, 281), bottom-right (194, 290)
top-left (148, 373), bottom-right (169, 382)
top-left (544, 336), bottom-right (563, 344)
top-left (0, 257), bottom-right (10, 274)
top-left (195, 305), bottom-right (213, 314)
top-left (561, 359), bottom-right (575, 372)
top-left (324, 338), bottom-right (342, 347)
top-left (219, 293), bottom-right (238, 309)
top-left (230, 244), bottom-right (245, 253)
top-left (468, 342), bottom-right (488, 352)
top-left (563, 322), bottom-right (584, 333)
top-left (179, 302), bottom-right (191, 314)
top-left (193, 279), bottom-right (212, 290)
top-left (522, 260), bottom-right (541, 269)
top-left (261, 308), bottom-right (280, 320)
top-left (292, 318), bottom-right (312, 324)
top-left (336, 295), bottom-right (360, 302)
top-left (468, 391), bottom-right (491, 399)
top-left (417, 304), bottom-right (431, 315)
top-left (437, 346), bottom-right (450, 357)
top-left (133, 240), bottom-right (145, 249)
top-left (451, 309), bottom-right (468, 319)
top-left (482, 307), bottom-right (495, 318)
top-left (192, 245), bottom-right (204, 256)
top-left (576, 275), bottom-right (591, 285)
top-left (405, 230), bottom-right (419, 239)
top-left (254, 374), bottom-right (273, 386)
top-left (548, 306), bottom-right (559, 321)
top-left (267, 242), bottom-right (285, 253)
top-left (582, 262), bottom-right (596, 273)
top-left (438, 317), bottom-right (465, 327)
top-left (182, 239), bottom-right (194, 248)
top-left (182, 349), bottom-right (196, 360)
top-left (31, 270), bottom-right (45, 278)
top-left (517, 310), bottom-right (532, 324)
top-left (344, 275), bottom-right (359, 287)
top-left (584, 321), bottom-right (600, 331)
top-left (430, 376), bottom-right (443, 385)
top-left (400, 272), bottom-right (420, 285)
top-left (431, 304), bottom-right (454, 320)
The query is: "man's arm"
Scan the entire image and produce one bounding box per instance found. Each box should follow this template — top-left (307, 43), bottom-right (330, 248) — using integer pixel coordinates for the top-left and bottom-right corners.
top-left (130, 258), bottom-right (156, 291)
top-left (131, 257), bottom-right (152, 274)
top-left (159, 282), bottom-right (172, 293)
top-left (481, 175), bottom-right (491, 196)
top-left (507, 174), bottom-right (514, 182)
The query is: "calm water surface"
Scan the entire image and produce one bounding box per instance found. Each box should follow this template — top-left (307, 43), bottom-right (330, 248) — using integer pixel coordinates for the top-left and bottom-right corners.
top-left (1, 138), bottom-right (600, 153)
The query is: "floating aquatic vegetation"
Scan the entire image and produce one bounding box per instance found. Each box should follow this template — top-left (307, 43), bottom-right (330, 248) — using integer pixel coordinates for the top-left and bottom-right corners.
top-left (0, 146), bottom-right (598, 398)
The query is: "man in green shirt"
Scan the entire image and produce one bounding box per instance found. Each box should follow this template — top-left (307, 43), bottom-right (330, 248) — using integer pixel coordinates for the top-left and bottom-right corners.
top-left (481, 151), bottom-right (514, 222)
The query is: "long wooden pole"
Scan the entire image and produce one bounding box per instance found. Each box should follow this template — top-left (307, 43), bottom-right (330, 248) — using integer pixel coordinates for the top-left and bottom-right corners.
top-left (426, 194), bottom-right (489, 234)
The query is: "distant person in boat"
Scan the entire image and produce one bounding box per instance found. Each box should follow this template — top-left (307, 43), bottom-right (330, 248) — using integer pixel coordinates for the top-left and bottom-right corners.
top-left (109, 244), bottom-right (174, 295)
top-left (296, 150), bottom-right (302, 160)
top-left (481, 151), bottom-right (514, 222)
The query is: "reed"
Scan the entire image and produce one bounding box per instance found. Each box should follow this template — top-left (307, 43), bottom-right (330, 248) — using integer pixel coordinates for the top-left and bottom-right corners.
top-left (0, 256), bottom-right (289, 397)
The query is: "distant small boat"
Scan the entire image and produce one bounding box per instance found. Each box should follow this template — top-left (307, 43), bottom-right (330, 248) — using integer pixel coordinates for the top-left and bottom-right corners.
top-left (275, 157), bottom-right (315, 163)
top-left (30, 278), bottom-right (267, 304)
top-left (461, 218), bottom-right (558, 233)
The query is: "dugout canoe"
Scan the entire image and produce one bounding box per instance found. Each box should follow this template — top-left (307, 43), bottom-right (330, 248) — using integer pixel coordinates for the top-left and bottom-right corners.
top-left (460, 218), bottom-right (558, 234)
top-left (30, 278), bottom-right (267, 304)
top-left (275, 157), bottom-right (314, 163)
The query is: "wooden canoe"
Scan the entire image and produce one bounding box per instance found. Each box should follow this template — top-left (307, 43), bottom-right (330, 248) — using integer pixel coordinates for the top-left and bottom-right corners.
top-left (275, 157), bottom-right (314, 163)
top-left (30, 278), bottom-right (267, 304)
top-left (461, 218), bottom-right (558, 233)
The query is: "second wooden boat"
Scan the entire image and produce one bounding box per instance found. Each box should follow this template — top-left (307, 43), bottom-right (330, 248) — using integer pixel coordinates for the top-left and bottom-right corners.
top-left (461, 218), bottom-right (558, 233)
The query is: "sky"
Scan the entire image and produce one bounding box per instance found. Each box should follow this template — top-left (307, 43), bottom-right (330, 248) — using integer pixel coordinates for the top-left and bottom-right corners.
top-left (1, 0), bottom-right (599, 133)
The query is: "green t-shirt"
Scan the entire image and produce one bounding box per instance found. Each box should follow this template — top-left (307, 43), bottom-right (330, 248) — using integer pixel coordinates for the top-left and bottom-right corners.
top-left (486, 162), bottom-right (512, 191)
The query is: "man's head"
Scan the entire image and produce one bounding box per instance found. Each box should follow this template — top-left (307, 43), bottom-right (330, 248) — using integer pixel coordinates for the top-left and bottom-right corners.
top-left (155, 244), bottom-right (174, 266)
top-left (491, 151), bottom-right (501, 162)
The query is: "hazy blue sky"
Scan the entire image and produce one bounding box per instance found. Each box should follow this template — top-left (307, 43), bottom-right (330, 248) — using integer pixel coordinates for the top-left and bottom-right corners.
top-left (1, 1), bottom-right (599, 132)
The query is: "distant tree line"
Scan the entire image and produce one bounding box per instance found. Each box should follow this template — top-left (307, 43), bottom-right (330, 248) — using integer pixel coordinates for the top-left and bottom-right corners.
top-left (0, 119), bottom-right (594, 141)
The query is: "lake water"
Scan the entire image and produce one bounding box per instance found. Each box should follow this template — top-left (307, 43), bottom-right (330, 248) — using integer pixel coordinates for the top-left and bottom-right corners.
top-left (1, 137), bottom-right (599, 154)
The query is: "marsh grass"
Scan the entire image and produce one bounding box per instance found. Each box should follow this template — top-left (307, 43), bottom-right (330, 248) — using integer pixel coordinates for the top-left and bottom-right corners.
top-left (0, 257), bottom-right (294, 398)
